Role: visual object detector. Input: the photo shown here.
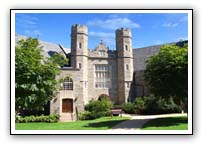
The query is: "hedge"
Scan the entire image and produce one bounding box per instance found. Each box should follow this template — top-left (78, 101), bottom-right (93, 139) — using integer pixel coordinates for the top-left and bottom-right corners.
top-left (16, 114), bottom-right (59, 123)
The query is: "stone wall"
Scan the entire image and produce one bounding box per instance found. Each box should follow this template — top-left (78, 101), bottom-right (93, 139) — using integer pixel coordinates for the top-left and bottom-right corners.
top-left (133, 45), bottom-right (161, 71)
top-left (88, 42), bottom-right (118, 103)
top-left (134, 70), bottom-right (150, 97)
top-left (132, 45), bottom-right (161, 98)
top-left (50, 68), bottom-right (85, 121)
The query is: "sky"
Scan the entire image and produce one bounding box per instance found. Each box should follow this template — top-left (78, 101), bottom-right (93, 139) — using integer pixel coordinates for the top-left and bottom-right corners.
top-left (15, 12), bottom-right (188, 50)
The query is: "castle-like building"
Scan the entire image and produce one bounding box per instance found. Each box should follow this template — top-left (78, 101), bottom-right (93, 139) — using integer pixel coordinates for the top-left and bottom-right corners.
top-left (16, 24), bottom-right (187, 121)
top-left (47, 24), bottom-right (188, 121)
top-left (50, 24), bottom-right (134, 121)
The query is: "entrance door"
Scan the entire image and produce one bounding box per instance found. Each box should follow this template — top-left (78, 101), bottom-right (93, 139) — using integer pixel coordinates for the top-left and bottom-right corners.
top-left (62, 99), bottom-right (73, 113)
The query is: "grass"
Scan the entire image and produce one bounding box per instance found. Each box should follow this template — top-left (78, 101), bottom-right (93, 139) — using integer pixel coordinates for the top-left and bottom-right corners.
top-left (141, 116), bottom-right (188, 130)
top-left (16, 116), bottom-right (129, 130)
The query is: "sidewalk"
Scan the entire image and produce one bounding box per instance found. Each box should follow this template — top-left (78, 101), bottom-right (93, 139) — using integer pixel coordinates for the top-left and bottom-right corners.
top-left (110, 113), bottom-right (187, 130)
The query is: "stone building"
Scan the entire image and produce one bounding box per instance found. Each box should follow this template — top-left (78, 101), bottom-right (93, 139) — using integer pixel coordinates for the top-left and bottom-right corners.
top-left (50, 24), bottom-right (134, 121)
top-left (15, 24), bottom-right (187, 121)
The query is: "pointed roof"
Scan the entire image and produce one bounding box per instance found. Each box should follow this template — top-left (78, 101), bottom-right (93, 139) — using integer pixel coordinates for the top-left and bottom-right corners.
top-left (95, 40), bottom-right (109, 51)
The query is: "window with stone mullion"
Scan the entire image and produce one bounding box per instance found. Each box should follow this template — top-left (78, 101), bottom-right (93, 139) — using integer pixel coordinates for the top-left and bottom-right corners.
top-left (95, 65), bottom-right (110, 88)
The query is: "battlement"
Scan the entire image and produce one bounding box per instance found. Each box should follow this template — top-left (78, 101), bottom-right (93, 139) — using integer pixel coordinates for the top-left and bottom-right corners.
top-left (116, 28), bottom-right (132, 37)
top-left (71, 24), bottom-right (88, 35)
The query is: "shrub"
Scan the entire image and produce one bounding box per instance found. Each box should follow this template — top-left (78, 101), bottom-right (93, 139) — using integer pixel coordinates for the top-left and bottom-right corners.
top-left (144, 95), bottom-right (182, 114)
top-left (121, 102), bottom-right (135, 114)
top-left (15, 114), bottom-right (59, 123)
top-left (122, 95), bottom-right (181, 115)
top-left (122, 97), bottom-right (145, 114)
top-left (133, 97), bottom-right (145, 114)
top-left (78, 111), bottom-right (93, 120)
top-left (143, 94), bottom-right (159, 114)
top-left (80, 98), bottom-right (113, 120)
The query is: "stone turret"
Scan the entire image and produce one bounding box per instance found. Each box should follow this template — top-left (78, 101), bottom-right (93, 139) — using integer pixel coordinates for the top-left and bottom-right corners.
top-left (116, 28), bottom-right (134, 104)
top-left (71, 24), bottom-right (88, 68)
top-left (70, 24), bottom-right (88, 104)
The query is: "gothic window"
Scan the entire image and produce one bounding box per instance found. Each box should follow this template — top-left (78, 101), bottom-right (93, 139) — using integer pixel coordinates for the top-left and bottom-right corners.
top-left (95, 64), bottom-right (111, 88)
top-left (63, 77), bottom-right (73, 90)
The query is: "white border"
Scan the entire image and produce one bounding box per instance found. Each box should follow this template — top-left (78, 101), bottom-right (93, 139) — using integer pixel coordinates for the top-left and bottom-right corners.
top-left (11, 9), bottom-right (193, 135)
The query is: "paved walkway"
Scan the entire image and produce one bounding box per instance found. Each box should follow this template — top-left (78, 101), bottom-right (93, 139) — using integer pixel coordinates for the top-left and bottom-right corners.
top-left (110, 113), bottom-right (187, 130)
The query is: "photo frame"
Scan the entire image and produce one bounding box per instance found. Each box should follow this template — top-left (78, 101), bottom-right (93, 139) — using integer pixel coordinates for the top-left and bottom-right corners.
top-left (10, 9), bottom-right (193, 135)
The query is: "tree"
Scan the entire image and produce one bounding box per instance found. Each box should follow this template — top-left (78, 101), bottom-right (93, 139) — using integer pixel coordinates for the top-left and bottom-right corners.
top-left (15, 37), bottom-right (68, 116)
top-left (144, 44), bottom-right (188, 106)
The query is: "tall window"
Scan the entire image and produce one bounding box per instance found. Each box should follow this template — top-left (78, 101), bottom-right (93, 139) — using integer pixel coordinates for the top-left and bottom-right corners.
top-left (126, 64), bottom-right (129, 70)
top-left (79, 42), bottom-right (82, 49)
top-left (125, 45), bottom-right (128, 51)
top-left (63, 77), bottom-right (73, 90)
top-left (95, 64), bottom-right (111, 88)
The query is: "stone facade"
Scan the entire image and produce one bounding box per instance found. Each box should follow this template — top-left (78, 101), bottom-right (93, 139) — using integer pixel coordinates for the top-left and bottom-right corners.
top-left (50, 24), bottom-right (134, 121)
top-left (47, 24), bottom-right (188, 121)
top-left (15, 27), bottom-right (187, 122)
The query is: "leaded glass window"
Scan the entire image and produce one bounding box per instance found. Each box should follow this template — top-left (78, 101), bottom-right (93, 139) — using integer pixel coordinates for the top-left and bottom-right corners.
top-left (95, 64), bottom-right (111, 88)
top-left (63, 77), bottom-right (73, 90)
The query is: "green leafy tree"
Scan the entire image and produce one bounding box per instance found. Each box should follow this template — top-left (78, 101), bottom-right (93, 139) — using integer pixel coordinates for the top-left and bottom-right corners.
top-left (15, 37), bottom-right (68, 115)
top-left (144, 44), bottom-right (188, 106)
top-left (49, 53), bottom-right (68, 67)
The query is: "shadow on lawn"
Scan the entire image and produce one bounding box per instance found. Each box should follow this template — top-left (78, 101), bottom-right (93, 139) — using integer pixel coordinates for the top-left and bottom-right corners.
top-left (142, 117), bottom-right (188, 128)
top-left (85, 120), bottom-right (126, 129)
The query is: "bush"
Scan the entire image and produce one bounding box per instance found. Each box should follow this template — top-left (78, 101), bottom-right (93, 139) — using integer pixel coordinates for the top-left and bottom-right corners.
top-left (122, 95), bottom-right (181, 115)
top-left (15, 114), bottom-right (59, 123)
top-left (122, 97), bottom-right (145, 114)
top-left (121, 102), bottom-right (135, 114)
top-left (78, 111), bottom-right (93, 120)
top-left (144, 95), bottom-right (182, 114)
top-left (143, 94), bottom-right (158, 114)
top-left (133, 97), bottom-right (145, 114)
top-left (80, 98), bottom-right (113, 120)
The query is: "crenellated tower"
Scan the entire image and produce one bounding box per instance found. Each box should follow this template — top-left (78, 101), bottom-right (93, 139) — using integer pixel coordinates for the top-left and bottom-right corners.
top-left (71, 24), bottom-right (88, 69)
top-left (116, 28), bottom-right (134, 104)
top-left (70, 24), bottom-right (88, 104)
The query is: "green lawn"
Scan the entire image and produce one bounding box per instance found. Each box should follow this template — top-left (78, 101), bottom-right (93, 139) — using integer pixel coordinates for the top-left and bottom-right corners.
top-left (141, 116), bottom-right (188, 130)
top-left (16, 116), bottom-right (129, 130)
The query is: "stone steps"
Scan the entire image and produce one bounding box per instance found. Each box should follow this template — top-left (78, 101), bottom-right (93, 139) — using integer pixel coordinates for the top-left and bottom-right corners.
top-left (59, 113), bottom-right (75, 122)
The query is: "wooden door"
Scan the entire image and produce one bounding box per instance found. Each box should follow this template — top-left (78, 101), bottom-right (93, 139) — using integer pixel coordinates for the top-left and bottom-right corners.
top-left (62, 99), bottom-right (73, 113)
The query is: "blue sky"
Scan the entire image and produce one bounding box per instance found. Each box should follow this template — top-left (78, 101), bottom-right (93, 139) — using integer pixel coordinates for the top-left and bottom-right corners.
top-left (15, 13), bottom-right (188, 49)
